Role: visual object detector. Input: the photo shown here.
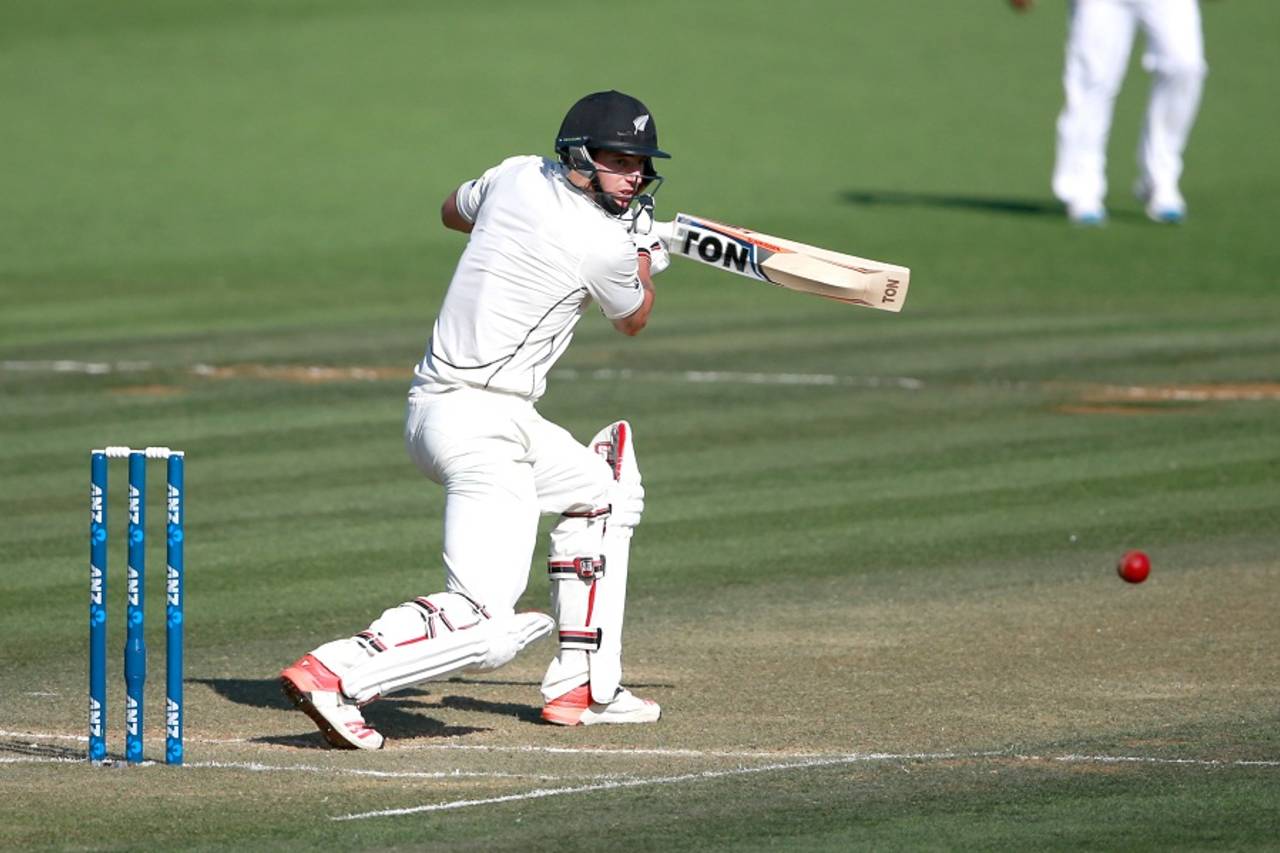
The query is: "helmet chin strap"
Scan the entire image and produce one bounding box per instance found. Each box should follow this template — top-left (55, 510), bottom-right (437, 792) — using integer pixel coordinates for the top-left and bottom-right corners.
top-left (590, 174), bottom-right (628, 216)
top-left (563, 144), bottom-right (650, 218)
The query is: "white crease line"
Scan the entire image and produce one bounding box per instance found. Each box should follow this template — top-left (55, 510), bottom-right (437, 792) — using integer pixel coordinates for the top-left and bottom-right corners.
top-left (1046, 753), bottom-right (1280, 768)
top-left (0, 730), bottom-right (87, 743)
top-left (5, 731), bottom-right (1278, 770)
top-left (0, 360), bottom-right (925, 390)
top-left (6, 361), bottom-right (1277, 401)
top-left (329, 748), bottom-right (1280, 822)
top-left (0, 755), bottom-right (593, 781)
top-left (0, 360), bottom-right (153, 374)
top-left (1100, 385), bottom-right (1280, 402)
top-left (185, 760), bottom-right (577, 781)
top-left (397, 742), bottom-right (861, 759)
top-left (561, 368), bottom-right (924, 390)
top-left (332, 753), bottom-right (910, 821)
top-left (0, 731), bottom-right (850, 759)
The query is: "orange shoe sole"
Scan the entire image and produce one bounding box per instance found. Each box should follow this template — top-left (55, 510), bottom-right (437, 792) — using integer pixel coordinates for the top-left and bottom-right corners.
top-left (280, 673), bottom-right (361, 750)
top-left (540, 684), bottom-right (591, 726)
top-left (280, 655), bottom-right (376, 749)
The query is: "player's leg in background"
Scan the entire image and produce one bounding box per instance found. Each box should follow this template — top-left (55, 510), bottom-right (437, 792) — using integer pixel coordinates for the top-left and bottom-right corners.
top-left (1053, 0), bottom-right (1139, 223)
top-left (1134, 0), bottom-right (1206, 222)
top-left (529, 415), bottom-right (659, 725)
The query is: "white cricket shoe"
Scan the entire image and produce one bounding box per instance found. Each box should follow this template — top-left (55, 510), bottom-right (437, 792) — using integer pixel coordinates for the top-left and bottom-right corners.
top-left (541, 684), bottom-right (661, 726)
top-left (1134, 179), bottom-right (1186, 224)
top-left (1066, 200), bottom-right (1107, 227)
top-left (1144, 197), bottom-right (1186, 224)
top-left (281, 654), bottom-right (384, 750)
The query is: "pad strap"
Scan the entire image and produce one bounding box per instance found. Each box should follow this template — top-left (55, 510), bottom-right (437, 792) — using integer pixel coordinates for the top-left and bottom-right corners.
top-left (354, 630), bottom-right (387, 653)
top-left (558, 627), bottom-right (603, 652)
top-left (547, 556), bottom-right (606, 580)
top-left (562, 505), bottom-right (610, 519)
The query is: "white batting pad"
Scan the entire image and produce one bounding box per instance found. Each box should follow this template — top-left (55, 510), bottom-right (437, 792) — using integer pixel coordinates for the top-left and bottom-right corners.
top-left (542, 421), bottom-right (639, 704)
top-left (329, 592), bottom-right (553, 704)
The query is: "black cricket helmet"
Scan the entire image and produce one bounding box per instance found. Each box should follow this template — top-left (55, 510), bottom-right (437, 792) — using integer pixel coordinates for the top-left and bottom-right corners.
top-left (555, 90), bottom-right (670, 215)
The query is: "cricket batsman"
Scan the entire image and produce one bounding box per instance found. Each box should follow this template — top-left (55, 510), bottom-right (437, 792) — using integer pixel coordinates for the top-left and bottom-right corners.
top-left (281, 90), bottom-right (671, 748)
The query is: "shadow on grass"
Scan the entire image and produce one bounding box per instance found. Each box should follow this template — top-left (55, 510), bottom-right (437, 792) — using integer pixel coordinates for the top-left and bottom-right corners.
top-left (254, 713), bottom-right (490, 749)
top-left (840, 189), bottom-right (1146, 223)
top-left (196, 677), bottom-right (530, 745)
top-left (439, 694), bottom-right (544, 724)
top-left (197, 673), bottom-right (675, 745)
top-left (0, 739), bottom-right (84, 761)
top-left (195, 677), bottom-right (296, 711)
top-left (194, 676), bottom-right (543, 708)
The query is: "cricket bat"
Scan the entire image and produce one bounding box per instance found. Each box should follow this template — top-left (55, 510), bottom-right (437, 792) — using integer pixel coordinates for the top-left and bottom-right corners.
top-left (652, 213), bottom-right (909, 312)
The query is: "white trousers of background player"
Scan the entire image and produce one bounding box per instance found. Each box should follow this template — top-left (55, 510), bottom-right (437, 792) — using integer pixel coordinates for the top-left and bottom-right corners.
top-left (404, 387), bottom-right (640, 701)
top-left (1053, 0), bottom-right (1206, 210)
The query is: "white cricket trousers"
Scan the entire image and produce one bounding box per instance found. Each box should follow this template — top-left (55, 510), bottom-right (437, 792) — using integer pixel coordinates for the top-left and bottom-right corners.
top-left (403, 386), bottom-right (613, 615)
top-left (1053, 0), bottom-right (1206, 207)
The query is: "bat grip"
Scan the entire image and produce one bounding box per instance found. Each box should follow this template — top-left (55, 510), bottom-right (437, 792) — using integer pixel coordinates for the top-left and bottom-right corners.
top-left (650, 219), bottom-right (675, 247)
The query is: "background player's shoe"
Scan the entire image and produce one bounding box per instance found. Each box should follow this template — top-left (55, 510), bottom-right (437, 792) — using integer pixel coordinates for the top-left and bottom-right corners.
top-left (1135, 179), bottom-right (1186, 224)
top-left (281, 654), bottom-right (384, 750)
top-left (542, 683), bottom-right (661, 725)
top-left (1145, 198), bottom-right (1186, 224)
top-left (1066, 200), bottom-right (1107, 227)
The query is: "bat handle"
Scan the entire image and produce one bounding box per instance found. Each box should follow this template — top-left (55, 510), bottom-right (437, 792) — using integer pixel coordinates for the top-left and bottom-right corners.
top-left (650, 219), bottom-right (676, 247)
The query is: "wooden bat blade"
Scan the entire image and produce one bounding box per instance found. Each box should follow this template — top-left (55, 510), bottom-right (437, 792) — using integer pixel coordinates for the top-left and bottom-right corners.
top-left (749, 231), bottom-right (910, 277)
top-left (759, 252), bottom-right (907, 311)
top-left (658, 213), bottom-right (910, 313)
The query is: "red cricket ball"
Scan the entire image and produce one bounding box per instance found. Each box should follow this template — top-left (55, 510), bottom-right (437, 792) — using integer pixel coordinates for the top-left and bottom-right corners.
top-left (1117, 550), bottom-right (1151, 584)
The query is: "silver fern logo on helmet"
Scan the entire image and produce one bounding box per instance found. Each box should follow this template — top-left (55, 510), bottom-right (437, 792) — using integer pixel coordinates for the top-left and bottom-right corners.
top-left (632, 114), bottom-right (650, 133)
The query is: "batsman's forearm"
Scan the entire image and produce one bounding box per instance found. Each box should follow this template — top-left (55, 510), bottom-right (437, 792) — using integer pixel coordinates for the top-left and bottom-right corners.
top-left (613, 261), bottom-right (654, 336)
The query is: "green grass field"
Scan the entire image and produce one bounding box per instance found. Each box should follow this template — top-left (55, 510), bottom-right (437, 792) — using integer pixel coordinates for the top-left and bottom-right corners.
top-left (2, 1), bottom-right (1278, 849)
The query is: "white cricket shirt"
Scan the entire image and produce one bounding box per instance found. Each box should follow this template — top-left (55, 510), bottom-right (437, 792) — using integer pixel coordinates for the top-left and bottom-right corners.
top-left (411, 156), bottom-right (643, 402)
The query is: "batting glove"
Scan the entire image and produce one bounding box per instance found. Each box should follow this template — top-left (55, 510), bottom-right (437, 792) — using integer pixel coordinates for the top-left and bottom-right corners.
top-left (628, 196), bottom-right (670, 276)
top-left (635, 233), bottom-right (670, 277)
